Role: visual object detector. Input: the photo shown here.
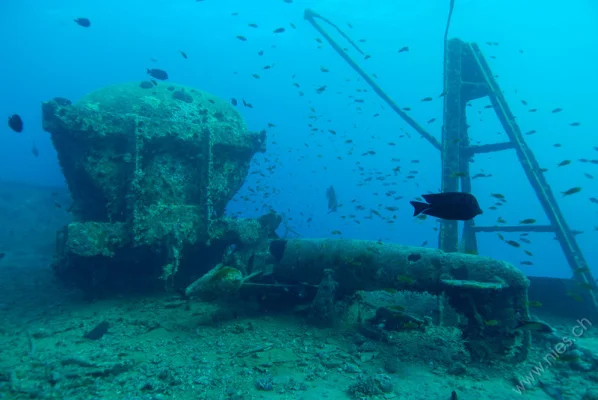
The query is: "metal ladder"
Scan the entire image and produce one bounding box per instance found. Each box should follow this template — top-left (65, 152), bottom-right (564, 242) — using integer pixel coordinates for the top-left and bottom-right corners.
top-left (303, 9), bottom-right (597, 313)
top-left (440, 38), bottom-right (597, 311)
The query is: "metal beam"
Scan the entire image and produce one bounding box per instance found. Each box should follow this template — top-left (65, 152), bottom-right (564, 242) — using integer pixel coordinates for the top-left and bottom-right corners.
top-left (473, 225), bottom-right (554, 233)
top-left (303, 9), bottom-right (441, 151)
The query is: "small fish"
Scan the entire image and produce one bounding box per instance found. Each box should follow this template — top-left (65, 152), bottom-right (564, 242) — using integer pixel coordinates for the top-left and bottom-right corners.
top-left (231, 98), bottom-right (238, 106)
top-left (397, 275), bottom-right (415, 284)
top-left (398, 46), bottom-right (409, 53)
top-left (236, 35), bottom-right (247, 41)
top-left (451, 391), bottom-right (458, 400)
top-left (410, 192), bottom-right (483, 221)
top-left (326, 185), bottom-right (338, 213)
top-left (505, 240), bottom-right (520, 248)
top-left (570, 122), bottom-right (580, 127)
top-left (31, 144), bottom-right (39, 157)
top-left (273, 27), bottom-right (285, 33)
top-left (562, 187), bottom-right (581, 196)
top-left (421, 97), bottom-right (433, 102)
top-left (526, 300), bottom-right (542, 307)
top-left (515, 320), bottom-right (554, 333)
top-left (84, 321), bottom-right (110, 340)
top-left (248, 23), bottom-right (258, 28)
top-left (146, 68), bottom-right (168, 80)
top-left (8, 114), bottom-right (23, 132)
top-left (551, 108), bottom-right (563, 113)
top-left (519, 218), bottom-right (536, 224)
top-left (485, 320), bottom-right (499, 326)
top-left (556, 353), bottom-right (581, 363)
top-left (578, 282), bottom-right (595, 290)
top-left (179, 50), bottom-right (188, 58)
top-left (557, 160), bottom-right (571, 167)
top-left (567, 292), bottom-right (583, 302)
top-left (74, 18), bottom-right (91, 27)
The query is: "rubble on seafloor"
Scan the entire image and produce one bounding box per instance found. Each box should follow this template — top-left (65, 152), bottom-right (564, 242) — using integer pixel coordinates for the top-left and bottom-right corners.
top-left (0, 83), bottom-right (595, 399)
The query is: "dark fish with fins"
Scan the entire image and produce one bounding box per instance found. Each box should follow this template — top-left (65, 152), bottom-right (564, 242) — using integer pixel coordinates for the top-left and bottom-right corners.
top-left (84, 321), bottom-right (109, 340)
top-left (8, 114), bottom-right (23, 132)
top-left (74, 18), bottom-right (91, 27)
top-left (146, 68), bottom-right (168, 80)
top-left (410, 192), bottom-right (482, 221)
top-left (326, 185), bottom-right (338, 213)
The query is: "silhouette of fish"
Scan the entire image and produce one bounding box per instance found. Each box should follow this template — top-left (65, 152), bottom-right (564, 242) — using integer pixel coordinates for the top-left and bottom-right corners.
top-left (410, 192), bottom-right (482, 221)
top-left (74, 18), bottom-right (91, 27)
top-left (8, 114), bottom-right (23, 133)
top-left (326, 185), bottom-right (338, 213)
top-left (146, 68), bottom-right (168, 80)
top-left (84, 321), bottom-right (109, 340)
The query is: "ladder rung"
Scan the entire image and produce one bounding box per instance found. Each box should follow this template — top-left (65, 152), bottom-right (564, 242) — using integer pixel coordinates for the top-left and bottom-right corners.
top-left (464, 142), bottom-right (515, 154)
top-left (473, 225), bottom-right (555, 233)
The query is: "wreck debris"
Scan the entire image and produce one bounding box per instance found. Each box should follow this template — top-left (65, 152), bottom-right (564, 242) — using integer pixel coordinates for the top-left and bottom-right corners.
top-left (42, 82), bottom-right (266, 293)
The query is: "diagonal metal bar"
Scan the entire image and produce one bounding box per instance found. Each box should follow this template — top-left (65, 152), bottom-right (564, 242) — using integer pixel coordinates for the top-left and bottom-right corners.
top-left (303, 9), bottom-right (441, 151)
top-left (467, 42), bottom-right (598, 310)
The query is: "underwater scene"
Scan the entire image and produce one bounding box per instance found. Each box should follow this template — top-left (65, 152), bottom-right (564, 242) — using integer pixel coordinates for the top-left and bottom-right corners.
top-left (1, 0), bottom-right (598, 399)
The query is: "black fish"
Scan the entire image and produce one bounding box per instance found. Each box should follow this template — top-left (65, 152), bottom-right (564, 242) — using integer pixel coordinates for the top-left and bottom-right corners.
top-left (8, 114), bottom-right (23, 132)
top-left (74, 18), bottom-right (91, 27)
top-left (410, 192), bottom-right (482, 221)
top-left (451, 391), bottom-right (458, 400)
top-left (84, 321), bottom-right (109, 340)
top-left (326, 185), bottom-right (338, 213)
top-left (146, 68), bottom-right (168, 80)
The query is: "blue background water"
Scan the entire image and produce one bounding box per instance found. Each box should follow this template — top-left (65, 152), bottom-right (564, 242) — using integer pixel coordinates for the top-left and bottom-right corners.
top-left (0, 0), bottom-right (596, 279)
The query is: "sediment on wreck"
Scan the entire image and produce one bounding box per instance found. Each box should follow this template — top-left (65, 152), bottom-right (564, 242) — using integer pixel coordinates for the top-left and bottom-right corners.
top-left (42, 82), bottom-right (266, 294)
top-left (259, 238), bottom-right (532, 362)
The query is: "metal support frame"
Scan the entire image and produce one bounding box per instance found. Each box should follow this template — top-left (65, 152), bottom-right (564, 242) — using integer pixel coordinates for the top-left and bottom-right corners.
top-left (303, 8), bottom-right (597, 312)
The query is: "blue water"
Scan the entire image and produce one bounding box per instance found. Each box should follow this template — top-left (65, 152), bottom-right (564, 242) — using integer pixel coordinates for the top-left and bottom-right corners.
top-left (1, 0), bottom-right (597, 278)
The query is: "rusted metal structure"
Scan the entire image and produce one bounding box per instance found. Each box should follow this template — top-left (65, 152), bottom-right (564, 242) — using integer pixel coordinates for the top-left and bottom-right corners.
top-left (303, 8), bottom-right (597, 313)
